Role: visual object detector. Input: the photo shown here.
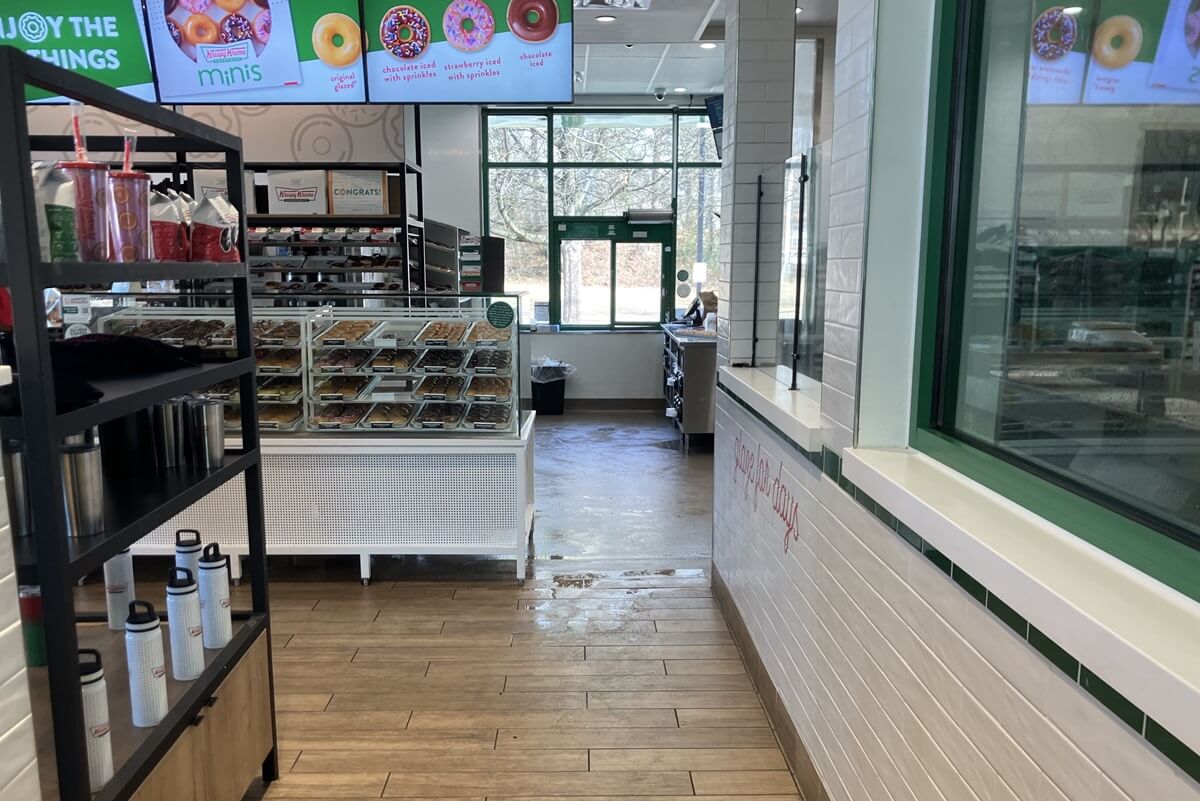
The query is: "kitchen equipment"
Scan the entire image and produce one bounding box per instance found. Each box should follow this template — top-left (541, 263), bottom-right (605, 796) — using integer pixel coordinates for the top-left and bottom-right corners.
top-left (3, 441), bottom-right (31, 536)
top-left (198, 544), bottom-right (232, 649)
top-left (175, 529), bottom-right (203, 578)
top-left (166, 567), bottom-right (204, 681)
top-left (61, 443), bottom-right (103, 537)
top-left (79, 648), bottom-right (113, 793)
top-left (187, 398), bottom-right (224, 470)
top-left (153, 398), bottom-right (187, 469)
top-left (101, 549), bottom-right (134, 631)
top-left (124, 601), bottom-right (168, 727)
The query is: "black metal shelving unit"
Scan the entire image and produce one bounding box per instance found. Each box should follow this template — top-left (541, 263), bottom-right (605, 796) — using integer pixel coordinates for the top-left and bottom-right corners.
top-left (0, 48), bottom-right (277, 801)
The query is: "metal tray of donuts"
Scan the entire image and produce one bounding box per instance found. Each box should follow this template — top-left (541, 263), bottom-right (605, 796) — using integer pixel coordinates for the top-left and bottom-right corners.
top-left (311, 374), bottom-right (380, 403)
top-left (464, 403), bottom-right (513, 431)
top-left (414, 320), bottom-right (470, 347)
top-left (257, 403), bottom-right (305, 432)
top-left (358, 402), bottom-right (417, 430)
top-left (313, 348), bottom-right (378, 374)
top-left (412, 402), bottom-right (468, 430)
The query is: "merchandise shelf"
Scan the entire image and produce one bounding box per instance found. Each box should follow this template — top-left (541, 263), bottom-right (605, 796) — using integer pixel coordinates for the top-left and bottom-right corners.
top-left (12, 450), bottom-right (259, 583)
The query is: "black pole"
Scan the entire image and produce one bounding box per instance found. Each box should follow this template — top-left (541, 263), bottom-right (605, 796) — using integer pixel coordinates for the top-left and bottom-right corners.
top-left (791, 155), bottom-right (810, 391)
top-left (750, 174), bottom-right (763, 367)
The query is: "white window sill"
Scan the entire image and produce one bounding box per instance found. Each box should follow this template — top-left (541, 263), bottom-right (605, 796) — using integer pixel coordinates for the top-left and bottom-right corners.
top-left (842, 447), bottom-right (1200, 754)
top-left (718, 366), bottom-right (822, 453)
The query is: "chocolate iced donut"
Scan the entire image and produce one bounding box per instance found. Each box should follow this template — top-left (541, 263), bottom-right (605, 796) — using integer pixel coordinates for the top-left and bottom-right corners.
top-left (219, 12), bottom-right (253, 42)
top-left (167, 17), bottom-right (183, 47)
top-left (380, 5), bottom-right (430, 59)
top-left (1031, 6), bottom-right (1077, 61)
top-left (507, 0), bottom-right (557, 43)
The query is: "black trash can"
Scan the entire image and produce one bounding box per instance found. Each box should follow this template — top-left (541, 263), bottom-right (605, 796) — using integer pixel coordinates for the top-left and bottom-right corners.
top-left (531, 378), bottom-right (567, 415)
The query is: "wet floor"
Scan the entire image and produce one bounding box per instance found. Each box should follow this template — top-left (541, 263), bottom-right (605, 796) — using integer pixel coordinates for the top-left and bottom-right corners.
top-left (531, 412), bottom-right (714, 562)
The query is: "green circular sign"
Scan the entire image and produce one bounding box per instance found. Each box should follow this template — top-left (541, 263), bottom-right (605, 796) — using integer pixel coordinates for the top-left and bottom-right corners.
top-left (676, 269), bottom-right (690, 282)
top-left (486, 301), bottom-right (516, 329)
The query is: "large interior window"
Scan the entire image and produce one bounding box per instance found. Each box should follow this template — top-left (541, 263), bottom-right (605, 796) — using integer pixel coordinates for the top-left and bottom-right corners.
top-left (928, 0), bottom-right (1200, 550)
top-left (483, 110), bottom-right (721, 327)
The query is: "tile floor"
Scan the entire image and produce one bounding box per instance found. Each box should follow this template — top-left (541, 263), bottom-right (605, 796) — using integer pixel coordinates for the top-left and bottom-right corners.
top-left (244, 566), bottom-right (798, 801)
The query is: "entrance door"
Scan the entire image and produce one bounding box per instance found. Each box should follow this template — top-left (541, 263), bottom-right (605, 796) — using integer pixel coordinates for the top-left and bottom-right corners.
top-left (551, 219), bottom-right (674, 327)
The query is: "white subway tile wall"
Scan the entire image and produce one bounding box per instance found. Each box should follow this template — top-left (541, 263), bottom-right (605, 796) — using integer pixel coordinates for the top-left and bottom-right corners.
top-left (717, 0), bottom-right (799, 370)
top-left (820, 0), bottom-right (876, 452)
top-left (0, 477), bottom-right (37, 798)
top-left (713, 395), bottom-right (1200, 801)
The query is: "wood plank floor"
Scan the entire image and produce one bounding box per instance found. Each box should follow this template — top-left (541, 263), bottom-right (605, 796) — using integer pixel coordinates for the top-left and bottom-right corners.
top-left (244, 571), bottom-right (799, 801)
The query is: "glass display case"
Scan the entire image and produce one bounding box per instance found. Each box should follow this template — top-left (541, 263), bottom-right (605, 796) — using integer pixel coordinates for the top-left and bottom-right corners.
top-left (98, 295), bottom-right (522, 437)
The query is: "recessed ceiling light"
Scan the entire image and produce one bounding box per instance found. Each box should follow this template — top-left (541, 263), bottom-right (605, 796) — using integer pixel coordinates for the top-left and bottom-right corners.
top-left (795, 6), bottom-right (803, 13)
top-left (595, 14), bottom-right (617, 22)
top-left (699, 42), bottom-right (717, 49)
top-left (673, 87), bottom-right (687, 93)
top-left (1062, 5), bottom-right (1083, 12)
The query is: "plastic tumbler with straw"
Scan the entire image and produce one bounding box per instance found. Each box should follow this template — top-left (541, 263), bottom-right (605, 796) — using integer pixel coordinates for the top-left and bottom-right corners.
top-left (57, 102), bottom-right (109, 262)
top-left (108, 130), bottom-right (151, 262)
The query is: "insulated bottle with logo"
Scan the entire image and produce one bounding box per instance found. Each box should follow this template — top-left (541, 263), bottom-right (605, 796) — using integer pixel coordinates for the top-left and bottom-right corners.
top-left (102, 549), bottom-right (135, 631)
top-left (124, 601), bottom-right (168, 727)
top-left (166, 567), bottom-right (204, 681)
top-left (198, 544), bottom-right (232, 649)
top-left (79, 648), bottom-right (113, 792)
top-left (174, 529), bottom-right (203, 578)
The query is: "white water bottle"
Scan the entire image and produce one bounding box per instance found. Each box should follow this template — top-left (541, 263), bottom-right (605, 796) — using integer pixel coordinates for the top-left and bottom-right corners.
top-left (198, 544), bottom-right (232, 649)
top-left (79, 648), bottom-right (113, 792)
top-left (124, 601), bottom-right (168, 727)
top-left (166, 567), bottom-right (205, 681)
top-left (175, 530), bottom-right (203, 579)
top-left (102, 550), bottom-right (135, 631)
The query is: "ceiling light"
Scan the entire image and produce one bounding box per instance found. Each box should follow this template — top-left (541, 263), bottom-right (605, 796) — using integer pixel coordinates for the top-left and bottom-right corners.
top-left (673, 87), bottom-right (687, 93)
top-left (699, 42), bottom-right (717, 49)
top-left (595, 14), bottom-right (617, 22)
top-left (795, 6), bottom-right (803, 13)
top-left (1062, 5), bottom-right (1082, 12)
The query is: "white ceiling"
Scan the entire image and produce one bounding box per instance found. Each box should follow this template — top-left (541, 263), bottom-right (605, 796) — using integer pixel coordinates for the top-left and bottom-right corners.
top-left (574, 43), bottom-right (724, 97)
top-left (569, 0), bottom-right (838, 98)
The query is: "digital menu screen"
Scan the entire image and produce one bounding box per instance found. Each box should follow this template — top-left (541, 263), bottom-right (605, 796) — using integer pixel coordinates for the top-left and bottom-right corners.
top-left (1029, 0), bottom-right (1200, 104)
top-left (146, 0), bottom-right (366, 103)
top-left (1, 1), bottom-right (156, 102)
top-left (363, 0), bottom-right (573, 103)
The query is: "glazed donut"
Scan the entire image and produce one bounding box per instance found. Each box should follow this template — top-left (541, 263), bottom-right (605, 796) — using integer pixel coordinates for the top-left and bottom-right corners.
top-left (184, 13), bottom-right (219, 44)
top-left (443, 0), bottom-right (495, 52)
top-left (166, 17), bottom-right (183, 47)
top-left (252, 8), bottom-right (271, 43)
top-left (312, 13), bottom-right (361, 67)
top-left (219, 12), bottom-right (252, 42)
top-left (1031, 6), bottom-right (1077, 61)
top-left (507, 0), bottom-right (558, 43)
top-left (215, 0), bottom-right (245, 11)
top-left (380, 6), bottom-right (430, 60)
top-left (1092, 15), bottom-right (1143, 69)
top-left (179, 0), bottom-right (212, 13)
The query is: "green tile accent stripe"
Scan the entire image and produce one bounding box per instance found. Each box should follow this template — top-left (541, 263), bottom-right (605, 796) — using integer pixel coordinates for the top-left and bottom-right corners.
top-left (717, 382), bottom-right (1199, 779)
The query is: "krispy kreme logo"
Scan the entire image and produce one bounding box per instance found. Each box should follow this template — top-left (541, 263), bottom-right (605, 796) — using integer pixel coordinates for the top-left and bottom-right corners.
top-left (90, 722), bottom-right (111, 738)
top-left (275, 187), bottom-right (319, 202)
top-left (200, 42), bottom-right (251, 64)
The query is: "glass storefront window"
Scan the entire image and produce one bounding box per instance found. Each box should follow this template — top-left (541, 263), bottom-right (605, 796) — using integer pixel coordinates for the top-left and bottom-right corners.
top-left (935, 0), bottom-right (1200, 544)
top-left (553, 113), bottom-right (673, 163)
top-left (487, 167), bottom-right (549, 322)
top-left (487, 115), bottom-right (549, 163)
top-left (678, 116), bottom-right (720, 163)
top-left (553, 168), bottom-right (673, 216)
top-left (676, 166), bottom-right (722, 296)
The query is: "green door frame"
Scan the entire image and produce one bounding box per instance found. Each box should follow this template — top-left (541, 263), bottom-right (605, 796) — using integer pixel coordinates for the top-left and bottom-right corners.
top-left (550, 216), bottom-right (675, 329)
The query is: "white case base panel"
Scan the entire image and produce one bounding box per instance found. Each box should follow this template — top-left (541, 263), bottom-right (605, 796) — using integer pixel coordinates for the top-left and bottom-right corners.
top-left (136, 416), bottom-right (536, 582)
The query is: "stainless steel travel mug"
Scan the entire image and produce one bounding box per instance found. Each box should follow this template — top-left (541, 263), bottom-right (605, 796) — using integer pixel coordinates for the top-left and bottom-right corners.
top-left (3, 441), bottom-right (31, 536)
top-left (153, 398), bottom-right (187, 469)
top-left (188, 399), bottom-right (225, 470)
top-left (61, 443), bottom-right (104, 537)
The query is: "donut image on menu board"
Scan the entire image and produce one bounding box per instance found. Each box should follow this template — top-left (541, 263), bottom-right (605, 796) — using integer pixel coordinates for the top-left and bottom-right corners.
top-left (1030, 6), bottom-right (1076, 61)
top-left (165, 0), bottom-right (269, 60)
top-left (508, 0), bottom-right (558, 42)
top-left (380, 5), bottom-right (432, 59)
top-left (443, 0), bottom-right (495, 52)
